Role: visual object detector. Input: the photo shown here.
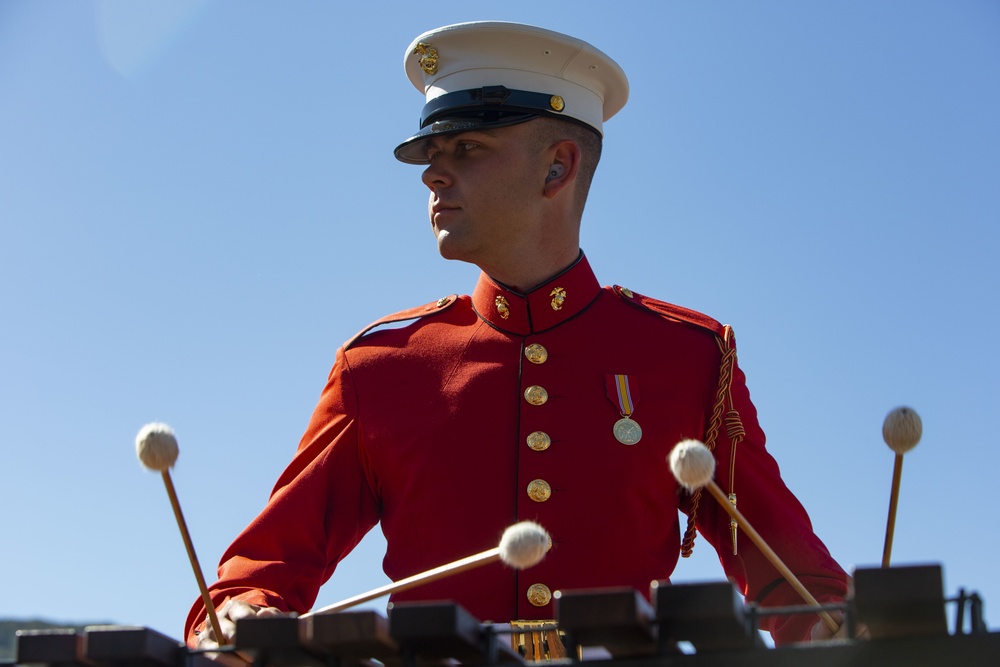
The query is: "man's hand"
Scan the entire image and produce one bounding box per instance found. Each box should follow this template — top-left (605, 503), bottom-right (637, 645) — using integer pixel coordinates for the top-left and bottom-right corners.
top-left (810, 610), bottom-right (870, 642)
top-left (196, 599), bottom-right (286, 649)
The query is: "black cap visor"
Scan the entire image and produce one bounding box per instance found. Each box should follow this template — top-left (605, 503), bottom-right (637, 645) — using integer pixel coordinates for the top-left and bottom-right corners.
top-left (394, 111), bottom-right (539, 164)
top-left (394, 86), bottom-right (567, 164)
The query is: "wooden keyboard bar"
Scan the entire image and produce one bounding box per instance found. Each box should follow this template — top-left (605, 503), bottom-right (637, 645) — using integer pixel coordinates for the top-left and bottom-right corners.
top-left (302, 610), bottom-right (399, 665)
top-left (84, 626), bottom-right (186, 667)
top-left (15, 629), bottom-right (92, 667)
top-left (234, 616), bottom-right (325, 667)
top-left (388, 602), bottom-right (522, 664)
top-left (852, 564), bottom-right (948, 639)
top-left (652, 580), bottom-right (759, 652)
top-left (555, 588), bottom-right (656, 656)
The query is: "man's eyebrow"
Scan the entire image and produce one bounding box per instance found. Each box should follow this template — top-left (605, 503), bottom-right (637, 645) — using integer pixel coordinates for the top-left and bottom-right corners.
top-left (459, 126), bottom-right (505, 140)
top-left (454, 130), bottom-right (495, 139)
top-left (424, 131), bottom-right (495, 155)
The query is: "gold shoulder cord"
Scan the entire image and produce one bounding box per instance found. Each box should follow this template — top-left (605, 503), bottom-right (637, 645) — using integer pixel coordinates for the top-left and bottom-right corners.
top-left (681, 325), bottom-right (745, 557)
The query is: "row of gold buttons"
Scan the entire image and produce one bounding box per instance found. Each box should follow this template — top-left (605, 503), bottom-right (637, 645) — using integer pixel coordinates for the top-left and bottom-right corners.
top-left (524, 342), bottom-right (552, 606)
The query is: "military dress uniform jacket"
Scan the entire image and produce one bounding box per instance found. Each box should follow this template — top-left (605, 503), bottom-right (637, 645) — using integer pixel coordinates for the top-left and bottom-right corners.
top-left (186, 254), bottom-right (847, 646)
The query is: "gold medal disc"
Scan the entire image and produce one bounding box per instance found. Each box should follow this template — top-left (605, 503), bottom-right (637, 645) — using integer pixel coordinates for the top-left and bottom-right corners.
top-left (613, 417), bottom-right (642, 445)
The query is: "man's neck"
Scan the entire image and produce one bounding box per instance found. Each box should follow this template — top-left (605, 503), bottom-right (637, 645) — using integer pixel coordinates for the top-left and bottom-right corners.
top-left (480, 245), bottom-right (582, 294)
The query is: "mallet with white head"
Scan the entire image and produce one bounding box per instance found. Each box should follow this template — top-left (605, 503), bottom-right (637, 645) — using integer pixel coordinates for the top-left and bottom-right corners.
top-left (669, 439), bottom-right (839, 634)
top-left (303, 521), bottom-right (551, 617)
top-left (881, 406), bottom-right (922, 568)
top-left (135, 423), bottom-right (225, 644)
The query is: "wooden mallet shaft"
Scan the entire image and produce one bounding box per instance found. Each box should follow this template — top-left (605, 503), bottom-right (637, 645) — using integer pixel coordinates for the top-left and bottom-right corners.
top-left (880, 406), bottom-right (922, 568)
top-left (136, 424), bottom-right (229, 645)
top-left (160, 469), bottom-right (226, 644)
top-left (881, 453), bottom-right (904, 568)
top-left (304, 547), bottom-right (502, 617)
top-left (303, 521), bottom-right (550, 618)
top-left (702, 480), bottom-right (839, 633)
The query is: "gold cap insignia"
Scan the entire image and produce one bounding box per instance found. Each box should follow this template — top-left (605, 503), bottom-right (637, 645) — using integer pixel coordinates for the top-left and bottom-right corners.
top-left (549, 287), bottom-right (566, 311)
top-left (495, 295), bottom-right (510, 320)
top-left (413, 43), bottom-right (439, 75)
top-left (549, 95), bottom-right (565, 112)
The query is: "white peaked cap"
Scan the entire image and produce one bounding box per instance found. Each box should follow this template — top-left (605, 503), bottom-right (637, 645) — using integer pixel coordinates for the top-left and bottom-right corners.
top-left (394, 21), bottom-right (629, 164)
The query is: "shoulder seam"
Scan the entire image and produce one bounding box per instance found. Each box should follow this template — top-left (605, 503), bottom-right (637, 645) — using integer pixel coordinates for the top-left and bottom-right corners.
top-left (611, 285), bottom-right (726, 337)
top-left (344, 295), bottom-right (459, 349)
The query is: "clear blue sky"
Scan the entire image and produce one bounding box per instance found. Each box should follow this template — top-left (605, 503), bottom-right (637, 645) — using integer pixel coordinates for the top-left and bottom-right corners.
top-left (2, 0), bottom-right (998, 641)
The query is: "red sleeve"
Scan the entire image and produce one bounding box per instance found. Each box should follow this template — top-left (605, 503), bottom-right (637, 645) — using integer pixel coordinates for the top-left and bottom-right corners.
top-left (691, 355), bottom-right (848, 645)
top-left (184, 347), bottom-right (380, 645)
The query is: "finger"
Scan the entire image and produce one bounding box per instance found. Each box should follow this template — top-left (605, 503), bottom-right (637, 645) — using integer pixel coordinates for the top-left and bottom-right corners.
top-left (217, 615), bottom-right (238, 644)
top-left (226, 600), bottom-right (262, 622)
top-left (810, 621), bottom-right (832, 641)
top-left (206, 650), bottom-right (252, 667)
top-left (196, 632), bottom-right (219, 651)
top-left (810, 610), bottom-right (846, 641)
top-left (256, 606), bottom-right (284, 619)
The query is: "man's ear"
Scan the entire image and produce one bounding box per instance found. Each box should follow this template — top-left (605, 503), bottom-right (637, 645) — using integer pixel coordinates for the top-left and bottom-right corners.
top-left (542, 139), bottom-right (581, 198)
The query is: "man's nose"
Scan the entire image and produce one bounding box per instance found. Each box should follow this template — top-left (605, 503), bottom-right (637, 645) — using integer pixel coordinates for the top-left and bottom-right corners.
top-left (421, 160), bottom-right (452, 190)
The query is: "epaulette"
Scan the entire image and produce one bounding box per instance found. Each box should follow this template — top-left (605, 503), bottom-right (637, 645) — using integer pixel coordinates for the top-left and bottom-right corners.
top-left (611, 285), bottom-right (726, 338)
top-left (344, 295), bottom-right (458, 349)
top-left (612, 285), bottom-right (744, 559)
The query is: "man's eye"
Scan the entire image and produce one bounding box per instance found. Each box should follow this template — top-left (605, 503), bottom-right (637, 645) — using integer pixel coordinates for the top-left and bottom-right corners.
top-left (458, 142), bottom-right (478, 152)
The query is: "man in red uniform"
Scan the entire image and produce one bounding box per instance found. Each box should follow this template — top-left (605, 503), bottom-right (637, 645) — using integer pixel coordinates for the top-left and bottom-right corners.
top-left (187, 21), bottom-right (848, 649)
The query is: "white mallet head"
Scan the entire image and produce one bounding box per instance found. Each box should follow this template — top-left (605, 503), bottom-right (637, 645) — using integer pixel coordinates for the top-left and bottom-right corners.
top-left (498, 521), bottom-right (551, 569)
top-left (669, 439), bottom-right (716, 491)
top-left (136, 422), bottom-right (179, 471)
top-left (882, 406), bottom-right (922, 454)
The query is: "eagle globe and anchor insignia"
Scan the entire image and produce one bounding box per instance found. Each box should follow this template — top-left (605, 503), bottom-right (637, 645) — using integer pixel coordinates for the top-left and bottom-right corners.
top-left (413, 43), bottom-right (439, 75)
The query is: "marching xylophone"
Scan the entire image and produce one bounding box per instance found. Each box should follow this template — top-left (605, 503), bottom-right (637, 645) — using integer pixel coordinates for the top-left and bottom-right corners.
top-left (11, 565), bottom-right (999, 667)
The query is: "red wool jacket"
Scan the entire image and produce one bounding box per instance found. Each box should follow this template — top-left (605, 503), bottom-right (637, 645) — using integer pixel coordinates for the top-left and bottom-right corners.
top-left (186, 254), bottom-right (847, 646)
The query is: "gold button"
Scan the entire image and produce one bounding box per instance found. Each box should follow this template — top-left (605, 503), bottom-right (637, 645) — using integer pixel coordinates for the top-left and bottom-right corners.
top-left (549, 95), bottom-right (565, 112)
top-left (524, 384), bottom-right (549, 405)
top-left (621, 287), bottom-right (634, 299)
top-left (524, 385), bottom-right (548, 405)
top-left (527, 479), bottom-right (551, 502)
top-left (527, 583), bottom-right (552, 607)
top-left (526, 431), bottom-right (551, 451)
top-left (435, 297), bottom-right (449, 307)
top-left (524, 343), bottom-right (548, 365)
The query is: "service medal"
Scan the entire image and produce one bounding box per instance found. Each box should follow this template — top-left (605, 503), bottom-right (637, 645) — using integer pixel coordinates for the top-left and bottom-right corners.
top-left (607, 374), bottom-right (642, 445)
top-left (613, 416), bottom-right (642, 445)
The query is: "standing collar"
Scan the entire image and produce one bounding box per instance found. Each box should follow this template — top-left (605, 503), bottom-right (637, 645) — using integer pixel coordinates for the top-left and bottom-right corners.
top-left (471, 253), bottom-right (602, 335)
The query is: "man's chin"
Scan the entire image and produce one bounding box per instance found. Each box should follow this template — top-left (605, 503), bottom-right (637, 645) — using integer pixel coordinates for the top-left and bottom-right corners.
top-left (435, 232), bottom-right (468, 262)
top-left (436, 246), bottom-right (468, 262)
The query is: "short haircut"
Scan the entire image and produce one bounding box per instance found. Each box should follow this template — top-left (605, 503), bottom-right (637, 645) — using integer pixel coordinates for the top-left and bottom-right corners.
top-left (528, 116), bottom-right (604, 215)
